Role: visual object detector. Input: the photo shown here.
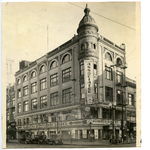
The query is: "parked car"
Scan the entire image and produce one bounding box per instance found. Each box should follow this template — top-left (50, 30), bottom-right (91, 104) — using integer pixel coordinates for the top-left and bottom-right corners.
top-left (30, 135), bottom-right (40, 144)
top-left (46, 134), bottom-right (63, 145)
top-left (18, 135), bottom-right (26, 144)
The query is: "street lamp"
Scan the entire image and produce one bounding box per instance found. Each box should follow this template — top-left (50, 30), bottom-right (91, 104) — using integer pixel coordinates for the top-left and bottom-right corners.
top-left (89, 122), bottom-right (92, 142)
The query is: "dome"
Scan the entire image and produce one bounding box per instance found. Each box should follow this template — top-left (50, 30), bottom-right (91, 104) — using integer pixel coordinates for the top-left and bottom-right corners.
top-left (77, 4), bottom-right (99, 33)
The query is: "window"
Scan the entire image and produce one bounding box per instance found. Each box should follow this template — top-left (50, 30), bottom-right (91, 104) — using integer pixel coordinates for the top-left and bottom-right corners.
top-left (105, 87), bottom-right (113, 102)
top-left (18, 119), bottom-right (21, 125)
top-left (50, 73), bottom-right (58, 87)
top-left (94, 83), bottom-right (98, 98)
top-left (116, 58), bottom-right (122, 66)
top-left (23, 75), bottom-right (27, 82)
top-left (52, 116), bottom-right (56, 122)
top-left (7, 100), bottom-right (10, 108)
top-left (12, 98), bottom-right (15, 106)
top-left (27, 118), bottom-right (29, 124)
top-left (116, 71), bottom-right (122, 83)
top-left (17, 89), bottom-right (21, 98)
top-left (51, 92), bottom-right (59, 106)
top-left (93, 44), bottom-right (96, 49)
top-left (94, 62), bottom-right (97, 75)
top-left (81, 44), bottom-right (85, 50)
top-left (12, 110), bottom-right (15, 119)
top-left (23, 101), bottom-right (29, 112)
top-left (18, 103), bottom-right (21, 113)
top-left (105, 52), bottom-right (112, 61)
top-left (33, 115), bottom-right (38, 124)
top-left (105, 66), bottom-right (112, 80)
top-left (40, 95), bottom-right (47, 108)
top-left (80, 84), bottom-right (85, 99)
top-left (62, 88), bottom-right (72, 104)
top-left (40, 65), bottom-right (46, 73)
top-left (102, 108), bottom-right (110, 119)
top-left (7, 112), bottom-right (9, 120)
top-left (40, 78), bottom-right (47, 90)
top-left (62, 54), bottom-right (70, 64)
top-left (24, 118), bottom-right (26, 125)
top-left (62, 68), bottom-right (71, 83)
top-left (17, 79), bottom-right (21, 85)
top-left (80, 61), bottom-right (84, 76)
top-left (31, 82), bottom-right (37, 93)
top-left (23, 86), bottom-right (28, 96)
top-left (117, 90), bottom-right (123, 104)
top-left (50, 61), bottom-right (58, 69)
top-left (128, 94), bottom-right (134, 106)
top-left (31, 71), bottom-right (36, 78)
top-left (31, 98), bottom-right (37, 110)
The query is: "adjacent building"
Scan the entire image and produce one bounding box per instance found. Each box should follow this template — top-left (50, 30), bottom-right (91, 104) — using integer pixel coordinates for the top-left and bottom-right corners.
top-left (15, 5), bottom-right (136, 140)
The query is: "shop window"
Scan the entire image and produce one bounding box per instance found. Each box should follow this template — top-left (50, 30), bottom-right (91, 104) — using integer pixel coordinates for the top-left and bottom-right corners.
top-left (62, 54), bottom-right (71, 64)
top-left (40, 95), bottom-right (47, 108)
top-left (40, 78), bottom-right (47, 90)
top-left (23, 86), bottom-right (28, 96)
top-left (62, 88), bottom-right (72, 104)
top-left (105, 87), bottom-right (113, 102)
top-left (80, 61), bottom-right (84, 76)
top-left (31, 82), bottom-right (37, 93)
top-left (105, 66), bottom-right (112, 80)
top-left (50, 92), bottom-right (59, 106)
top-left (50, 61), bottom-right (58, 69)
top-left (105, 52), bottom-right (112, 61)
top-left (23, 101), bottom-right (29, 112)
top-left (128, 93), bottom-right (134, 106)
top-left (62, 68), bottom-right (71, 83)
top-left (31, 98), bottom-right (37, 110)
top-left (50, 73), bottom-right (58, 87)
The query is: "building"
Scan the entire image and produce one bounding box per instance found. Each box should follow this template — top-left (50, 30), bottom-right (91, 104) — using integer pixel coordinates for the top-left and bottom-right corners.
top-left (15, 5), bottom-right (136, 140)
top-left (6, 84), bottom-right (16, 140)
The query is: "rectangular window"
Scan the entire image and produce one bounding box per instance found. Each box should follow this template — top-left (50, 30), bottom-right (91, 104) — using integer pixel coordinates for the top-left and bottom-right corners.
top-left (80, 61), bottom-right (84, 76)
top-left (50, 92), bottom-right (59, 106)
top-left (27, 118), bottom-right (29, 124)
top-left (24, 118), bottom-right (26, 125)
top-left (23, 101), bottom-right (29, 112)
top-left (62, 68), bottom-right (71, 83)
top-left (12, 98), bottom-right (15, 106)
top-left (94, 62), bottom-right (97, 75)
top-left (105, 87), bottom-right (113, 102)
top-left (7, 112), bottom-right (9, 120)
top-left (80, 84), bottom-right (85, 99)
top-left (94, 83), bottom-right (98, 98)
top-left (12, 110), bottom-right (15, 119)
top-left (31, 98), bottom-right (37, 110)
top-left (33, 115), bottom-right (38, 124)
top-left (18, 119), bottom-right (21, 125)
top-left (23, 86), bottom-right (28, 96)
top-left (102, 108), bottom-right (110, 119)
top-left (52, 116), bottom-right (56, 122)
top-left (7, 100), bottom-right (10, 108)
top-left (62, 88), bottom-right (72, 104)
top-left (17, 89), bottom-right (21, 98)
top-left (128, 93), bottom-right (134, 106)
top-left (105, 66), bottom-right (112, 80)
top-left (31, 82), bottom-right (37, 93)
top-left (40, 78), bottom-right (47, 90)
top-left (18, 103), bottom-right (21, 113)
top-left (117, 90), bottom-right (123, 104)
top-left (116, 71), bottom-right (122, 83)
top-left (50, 73), bottom-right (58, 87)
top-left (40, 95), bottom-right (47, 108)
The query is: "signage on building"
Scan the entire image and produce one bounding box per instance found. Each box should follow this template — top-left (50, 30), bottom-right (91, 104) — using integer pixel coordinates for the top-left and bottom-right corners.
top-left (84, 60), bottom-right (94, 105)
top-left (83, 130), bottom-right (87, 138)
top-left (94, 129), bottom-right (98, 139)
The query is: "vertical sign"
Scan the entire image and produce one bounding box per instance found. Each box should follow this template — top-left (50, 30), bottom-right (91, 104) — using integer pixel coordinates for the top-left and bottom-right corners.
top-left (83, 130), bottom-right (87, 138)
top-left (84, 60), bottom-right (94, 105)
top-left (94, 129), bottom-right (98, 139)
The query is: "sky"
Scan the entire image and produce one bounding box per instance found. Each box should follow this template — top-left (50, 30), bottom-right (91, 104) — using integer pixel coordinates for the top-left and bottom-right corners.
top-left (2, 2), bottom-right (140, 81)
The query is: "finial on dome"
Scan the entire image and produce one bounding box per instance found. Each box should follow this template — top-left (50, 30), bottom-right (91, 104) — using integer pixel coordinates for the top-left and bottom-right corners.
top-left (84, 4), bottom-right (90, 15)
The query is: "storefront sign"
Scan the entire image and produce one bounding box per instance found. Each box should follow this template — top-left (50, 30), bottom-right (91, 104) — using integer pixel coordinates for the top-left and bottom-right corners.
top-left (94, 129), bottom-right (98, 139)
top-left (84, 60), bottom-right (94, 105)
top-left (83, 130), bottom-right (87, 138)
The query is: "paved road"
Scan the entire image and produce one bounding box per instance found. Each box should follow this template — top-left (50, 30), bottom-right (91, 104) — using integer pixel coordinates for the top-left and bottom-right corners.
top-left (6, 142), bottom-right (136, 148)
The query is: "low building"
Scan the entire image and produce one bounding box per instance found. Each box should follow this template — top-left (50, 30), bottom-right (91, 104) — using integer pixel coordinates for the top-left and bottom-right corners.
top-left (15, 5), bottom-right (136, 140)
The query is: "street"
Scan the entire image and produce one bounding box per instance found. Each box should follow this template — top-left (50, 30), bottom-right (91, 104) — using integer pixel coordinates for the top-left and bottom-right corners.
top-left (6, 140), bottom-right (136, 148)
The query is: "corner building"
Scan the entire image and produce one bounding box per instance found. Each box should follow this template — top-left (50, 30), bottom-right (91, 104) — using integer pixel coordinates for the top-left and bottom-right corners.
top-left (15, 5), bottom-right (136, 140)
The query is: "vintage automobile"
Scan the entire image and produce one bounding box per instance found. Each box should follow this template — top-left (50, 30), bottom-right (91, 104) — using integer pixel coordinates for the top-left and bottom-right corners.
top-left (18, 135), bottom-right (27, 144)
top-left (46, 134), bottom-right (63, 145)
top-left (30, 135), bottom-right (40, 144)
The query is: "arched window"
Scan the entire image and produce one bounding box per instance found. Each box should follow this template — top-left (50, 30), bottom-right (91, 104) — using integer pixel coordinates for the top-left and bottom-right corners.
top-left (17, 79), bottom-right (21, 85)
top-left (116, 58), bottom-right (122, 66)
top-left (105, 52), bottom-right (112, 61)
top-left (62, 54), bottom-right (70, 64)
top-left (50, 61), bottom-right (58, 70)
top-left (40, 65), bottom-right (46, 73)
top-left (23, 75), bottom-right (27, 82)
top-left (81, 44), bottom-right (85, 50)
top-left (31, 71), bottom-right (36, 78)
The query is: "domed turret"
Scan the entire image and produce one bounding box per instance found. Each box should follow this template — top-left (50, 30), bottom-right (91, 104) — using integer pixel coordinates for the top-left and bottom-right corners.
top-left (77, 4), bottom-right (99, 34)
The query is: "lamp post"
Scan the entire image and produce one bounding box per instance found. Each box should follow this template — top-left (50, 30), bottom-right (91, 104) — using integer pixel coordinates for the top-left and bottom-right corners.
top-left (89, 122), bottom-right (92, 142)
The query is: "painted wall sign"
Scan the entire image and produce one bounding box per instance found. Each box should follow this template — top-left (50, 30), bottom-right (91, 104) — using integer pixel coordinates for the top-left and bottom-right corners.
top-left (84, 60), bottom-right (94, 105)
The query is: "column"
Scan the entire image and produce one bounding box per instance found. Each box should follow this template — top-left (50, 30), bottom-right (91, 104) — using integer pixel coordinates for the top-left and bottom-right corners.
top-left (98, 107), bottom-right (102, 118)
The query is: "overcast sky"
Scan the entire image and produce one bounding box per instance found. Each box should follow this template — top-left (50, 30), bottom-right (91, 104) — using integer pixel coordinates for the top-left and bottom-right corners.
top-left (2, 2), bottom-right (139, 80)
